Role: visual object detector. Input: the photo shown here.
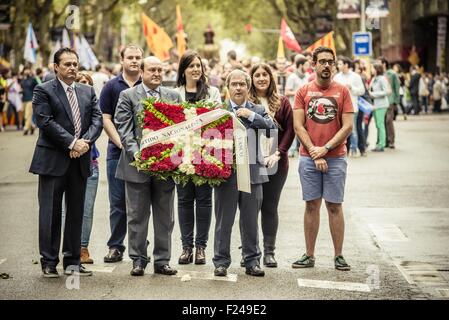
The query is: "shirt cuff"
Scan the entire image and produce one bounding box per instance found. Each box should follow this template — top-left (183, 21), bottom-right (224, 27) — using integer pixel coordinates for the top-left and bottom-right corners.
top-left (69, 138), bottom-right (77, 150)
top-left (248, 112), bottom-right (255, 122)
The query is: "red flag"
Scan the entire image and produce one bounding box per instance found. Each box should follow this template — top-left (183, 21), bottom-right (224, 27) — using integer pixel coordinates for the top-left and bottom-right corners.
top-left (280, 18), bottom-right (302, 53)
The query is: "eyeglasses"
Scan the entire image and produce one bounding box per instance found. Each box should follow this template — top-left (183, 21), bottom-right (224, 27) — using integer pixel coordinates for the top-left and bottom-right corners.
top-left (317, 59), bottom-right (335, 66)
top-left (148, 68), bottom-right (163, 73)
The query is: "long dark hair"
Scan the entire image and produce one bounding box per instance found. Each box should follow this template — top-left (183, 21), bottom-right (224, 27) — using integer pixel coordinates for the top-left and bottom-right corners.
top-left (249, 63), bottom-right (281, 115)
top-left (176, 51), bottom-right (209, 101)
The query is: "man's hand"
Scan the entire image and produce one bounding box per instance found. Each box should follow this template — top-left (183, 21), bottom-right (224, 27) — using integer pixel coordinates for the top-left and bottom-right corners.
top-left (314, 158), bottom-right (328, 173)
top-left (264, 152), bottom-right (281, 168)
top-left (236, 108), bottom-right (254, 119)
top-left (73, 139), bottom-right (90, 156)
top-left (70, 150), bottom-right (81, 158)
top-left (309, 146), bottom-right (328, 160)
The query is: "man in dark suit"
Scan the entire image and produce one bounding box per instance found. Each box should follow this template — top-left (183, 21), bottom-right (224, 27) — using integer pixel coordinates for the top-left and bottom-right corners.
top-left (29, 47), bottom-right (103, 278)
top-left (213, 69), bottom-right (277, 277)
top-left (114, 56), bottom-right (181, 276)
top-left (409, 66), bottom-right (421, 115)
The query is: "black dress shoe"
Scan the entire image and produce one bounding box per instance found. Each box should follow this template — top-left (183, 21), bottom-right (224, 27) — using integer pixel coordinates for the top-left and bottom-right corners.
top-left (240, 258), bottom-right (245, 268)
top-left (214, 266), bottom-right (227, 277)
top-left (64, 265), bottom-right (92, 277)
top-left (263, 254), bottom-right (278, 268)
top-left (42, 266), bottom-right (59, 278)
top-left (154, 264), bottom-right (177, 275)
top-left (130, 265), bottom-right (145, 276)
top-left (245, 265), bottom-right (265, 277)
top-left (104, 248), bottom-right (123, 263)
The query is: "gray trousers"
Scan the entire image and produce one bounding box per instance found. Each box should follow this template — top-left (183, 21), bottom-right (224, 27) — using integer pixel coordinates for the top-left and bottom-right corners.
top-left (125, 178), bottom-right (175, 268)
top-left (213, 173), bottom-right (263, 268)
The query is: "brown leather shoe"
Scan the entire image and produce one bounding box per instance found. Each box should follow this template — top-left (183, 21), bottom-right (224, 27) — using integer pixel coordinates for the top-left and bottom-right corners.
top-left (178, 247), bottom-right (193, 264)
top-left (80, 247), bottom-right (93, 264)
top-left (195, 247), bottom-right (206, 265)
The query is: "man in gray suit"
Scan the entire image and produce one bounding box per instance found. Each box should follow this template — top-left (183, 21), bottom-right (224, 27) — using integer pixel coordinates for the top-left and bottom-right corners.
top-left (114, 56), bottom-right (181, 276)
top-left (213, 70), bottom-right (277, 277)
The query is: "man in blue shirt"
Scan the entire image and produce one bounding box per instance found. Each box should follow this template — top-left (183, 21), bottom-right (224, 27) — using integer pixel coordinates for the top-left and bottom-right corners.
top-left (100, 44), bottom-right (143, 263)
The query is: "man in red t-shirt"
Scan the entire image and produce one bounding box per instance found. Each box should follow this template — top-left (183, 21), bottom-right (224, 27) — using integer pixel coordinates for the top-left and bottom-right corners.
top-left (292, 46), bottom-right (354, 271)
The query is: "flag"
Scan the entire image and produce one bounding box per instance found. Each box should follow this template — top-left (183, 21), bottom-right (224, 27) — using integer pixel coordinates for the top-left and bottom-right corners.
top-left (176, 5), bottom-right (186, 57)
top-left (306, 31), bottom-right (336, 55)
top-left (141, 12), bottom-right (173, 61)
top-left (24, 23), bottom-right (39, 64)
top-left (75, 33), bottom-right (99, 70)
top-left (277, 36), bottom-right (285, 59)
top-left (280, 18), bottom-right (302, 53)
top-left (358, 96), bottom-right (373, 115)
top-left (48, 40), bottom-right (61, 65)
top-left (62, 28), bottom-right (71, 48)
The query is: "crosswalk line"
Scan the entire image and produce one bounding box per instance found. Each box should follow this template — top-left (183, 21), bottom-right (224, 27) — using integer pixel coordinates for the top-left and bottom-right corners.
top-left (368, 224), bottom-right (410, 242)
top-left (82, 264), bottom-right (116, 273)
top-left (0, 258), bottom-right (6, 265)
top-left (297, 278), bottom-right (371, 292)
top-left (173, 269), bottom-right (237, 282)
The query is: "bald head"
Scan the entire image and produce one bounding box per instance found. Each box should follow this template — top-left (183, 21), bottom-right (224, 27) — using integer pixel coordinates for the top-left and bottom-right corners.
top-left (141, 56), bottom-right (163, 89)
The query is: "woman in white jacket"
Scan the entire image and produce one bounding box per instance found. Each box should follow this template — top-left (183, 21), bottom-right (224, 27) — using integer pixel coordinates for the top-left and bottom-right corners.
top-left (174, 51), bottom-right (221, 265)
top-left (369, 62), bottom-right (391, 152)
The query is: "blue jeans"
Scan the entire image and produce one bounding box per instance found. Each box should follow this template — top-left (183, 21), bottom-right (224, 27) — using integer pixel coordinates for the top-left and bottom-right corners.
top-left (62, 164), bottom-right (99, 248)
top-left (106, 159), bottom-right (127, 252)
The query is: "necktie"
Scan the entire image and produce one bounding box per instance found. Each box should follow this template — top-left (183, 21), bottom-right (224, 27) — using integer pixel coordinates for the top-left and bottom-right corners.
top-left (148, 89), bottom-right (160, 98)
top-left (67, 86), bottom-right (81, 138)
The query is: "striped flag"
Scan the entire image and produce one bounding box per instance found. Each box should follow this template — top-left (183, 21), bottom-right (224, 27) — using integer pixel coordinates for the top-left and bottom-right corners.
top-left (176, 5), bottom-right (186, 58)
top-left (306, 31), bottom-right (336, 54)
top-left (23, 23), bottom-right (39, 64)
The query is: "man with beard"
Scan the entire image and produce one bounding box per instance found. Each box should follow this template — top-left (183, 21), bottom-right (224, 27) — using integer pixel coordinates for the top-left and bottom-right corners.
top-left (100, 44), bottom-right (143, 263)
top-left (292, 46), bottom-right (354, 271)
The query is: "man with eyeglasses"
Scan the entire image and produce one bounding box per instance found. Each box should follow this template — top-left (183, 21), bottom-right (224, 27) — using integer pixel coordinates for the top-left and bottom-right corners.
top-left (292, 46), bottom-right (354, 271)
top-left (212, 69), bottom-right (276, 278)
top-left (114, 56), bottom-right (182, 277)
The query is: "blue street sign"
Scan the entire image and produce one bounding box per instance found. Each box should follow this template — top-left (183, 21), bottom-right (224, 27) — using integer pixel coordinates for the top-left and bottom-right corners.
top-left (352, 32), bottom-right (372, 56)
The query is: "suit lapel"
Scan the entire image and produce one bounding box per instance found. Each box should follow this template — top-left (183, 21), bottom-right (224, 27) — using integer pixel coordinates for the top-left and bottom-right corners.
top-left (53, 79), bottom-right (74, 123)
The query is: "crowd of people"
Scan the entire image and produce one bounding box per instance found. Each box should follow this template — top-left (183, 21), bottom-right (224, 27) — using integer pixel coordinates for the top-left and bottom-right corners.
top-left (4, 42), bottom-right (448, 279)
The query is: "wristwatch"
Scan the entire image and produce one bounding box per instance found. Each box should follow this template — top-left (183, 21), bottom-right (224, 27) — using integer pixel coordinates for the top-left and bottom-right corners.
top-left (325, 144), bottom-right (332, 151)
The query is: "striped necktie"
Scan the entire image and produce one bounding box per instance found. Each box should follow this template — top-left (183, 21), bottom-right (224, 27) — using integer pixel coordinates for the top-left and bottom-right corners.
top-left (67, 86), bottom-right (81, 138)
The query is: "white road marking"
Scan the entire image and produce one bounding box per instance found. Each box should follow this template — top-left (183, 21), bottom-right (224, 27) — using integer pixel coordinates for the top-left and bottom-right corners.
top-left (435, 288), bottom-right (449, 298)
top-left (80, 264), bottom-right (116, 273)
top-left (297, 278), bottom-right (371, 292)
top-left (0, 258), bottom-right (6, 265)
top-left (394, 261), bottom-right (447, 285)
top-left (368, 224), bottom-right (410, 242)
top-left (174, 269), bottom-right (237, 282)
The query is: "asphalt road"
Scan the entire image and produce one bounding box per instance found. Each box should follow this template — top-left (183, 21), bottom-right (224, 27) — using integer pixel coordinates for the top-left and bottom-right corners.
top-left (1, 113), bottom-right (448, 300)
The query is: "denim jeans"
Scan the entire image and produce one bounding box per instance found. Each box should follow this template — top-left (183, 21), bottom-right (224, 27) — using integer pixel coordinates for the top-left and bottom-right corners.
top-left (62, 164), bottom-right (99, 248)
top-left (176, 181), bottom-right (212, 248)
top-left (106, 159), bottom-right (127, 252)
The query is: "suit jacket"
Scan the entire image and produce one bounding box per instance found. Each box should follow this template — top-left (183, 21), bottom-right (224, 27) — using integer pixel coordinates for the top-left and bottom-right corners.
top-left (228, 100), bottom-right (277, 184)
top-left (174, 85), bottom-right (222, 104)
top-left (29, 78), bottom-right (103, 178)
top-left (115, 84), bottom-right (182, 183)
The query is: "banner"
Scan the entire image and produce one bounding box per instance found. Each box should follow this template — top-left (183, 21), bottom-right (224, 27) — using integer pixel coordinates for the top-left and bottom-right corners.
top-left (140, 108), bottom-right (251, 193)
top-left (280, 18), bottom-right (302, 53)
top-left (337, 0), bottom-right (361, 19)
top-left (437, 17), bottom-right (447, 72)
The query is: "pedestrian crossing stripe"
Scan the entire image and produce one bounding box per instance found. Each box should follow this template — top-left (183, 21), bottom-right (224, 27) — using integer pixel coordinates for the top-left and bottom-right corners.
top-left (0, 258), bottom-right (6, 265)
top-left (297, 278), bottom-right (371, 292)
top-left (368, 224), bottom-right (410, 242)
top-left (81, 264), bottom-right (116, 273)
top-left (173, 269), bottom-right (238, 282)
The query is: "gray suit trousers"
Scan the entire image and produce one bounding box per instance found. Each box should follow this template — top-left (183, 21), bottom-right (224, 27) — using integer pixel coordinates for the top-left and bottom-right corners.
top-left (212, 172), bottom-right (263, 269)
top-left (125, 178), bottom-right (175, 268)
